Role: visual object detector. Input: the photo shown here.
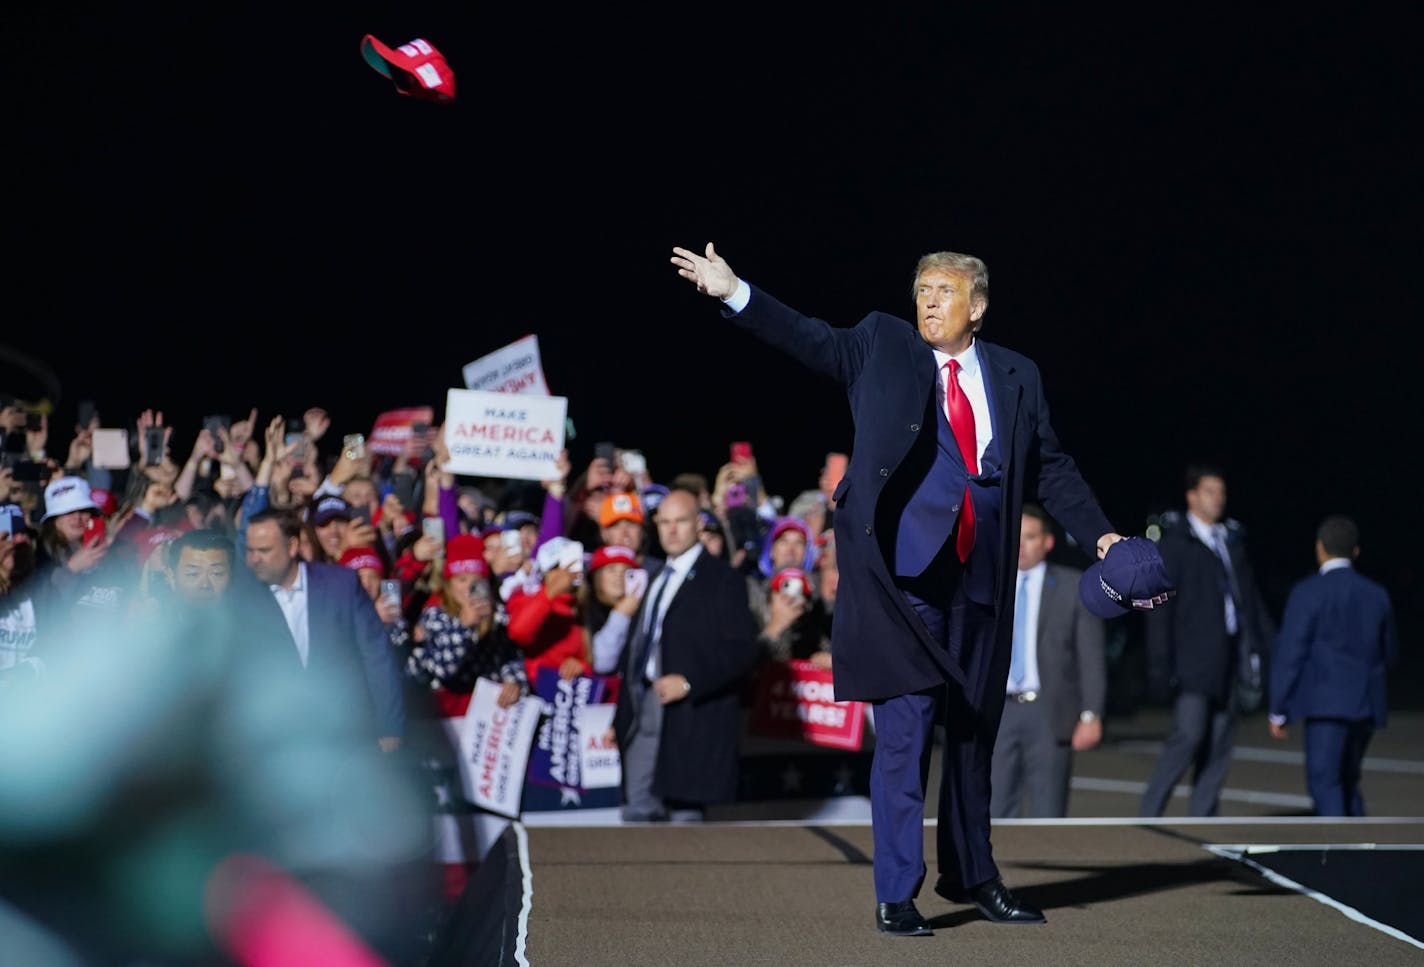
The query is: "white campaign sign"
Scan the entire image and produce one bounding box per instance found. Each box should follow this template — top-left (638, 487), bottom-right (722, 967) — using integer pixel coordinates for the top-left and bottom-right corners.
top-left (442, 388), bottom-right (568, 481)
top-left (574, 703), bottom-right (621, 790)
top-left (458, 678), bottom-right (543, 819)
top-left (461, 333), bottom-right (550, 396)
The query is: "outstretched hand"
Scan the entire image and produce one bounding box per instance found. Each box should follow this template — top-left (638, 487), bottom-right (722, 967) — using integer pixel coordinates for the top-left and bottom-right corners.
top-left (671, 242), bottom-right (739, 299)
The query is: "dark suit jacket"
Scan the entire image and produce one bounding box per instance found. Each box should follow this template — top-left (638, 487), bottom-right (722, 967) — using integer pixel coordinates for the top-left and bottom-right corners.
top-left (266, 562), bottom-right (406, 740)
top-left (613, 546), bottom-right (759, 805)
top-left (1035, 563), bottom-right (1107, 742)
top-left (729, 285), bottom-right (1114, 703)
top-left (1270, 565), bottom-right (1396, 727)
top-left (1144, 516), bottom-right (1274, 704)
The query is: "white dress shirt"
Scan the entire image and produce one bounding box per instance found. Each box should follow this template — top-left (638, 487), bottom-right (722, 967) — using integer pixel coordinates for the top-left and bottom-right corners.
top-left (1008, 561), bottom-right (1046, 694)
top-left (270, 562), bottom-right (312, 667)
top-left (643, 544), bottom-right (702, 680)
top-left (931, 345), bottom-right (993, 466)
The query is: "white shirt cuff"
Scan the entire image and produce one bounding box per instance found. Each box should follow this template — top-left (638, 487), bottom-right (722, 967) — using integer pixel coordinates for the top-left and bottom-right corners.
top-left (723, 279), bottom-right (751, 313)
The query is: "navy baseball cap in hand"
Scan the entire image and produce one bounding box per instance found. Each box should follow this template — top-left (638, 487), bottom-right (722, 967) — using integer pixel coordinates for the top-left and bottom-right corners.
top-left (1079, 537), bottom-right (1175, 619)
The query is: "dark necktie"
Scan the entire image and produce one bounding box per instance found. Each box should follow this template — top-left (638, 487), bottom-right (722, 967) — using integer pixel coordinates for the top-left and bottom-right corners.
top-left (945, 359), bottom-right (978, 562)
top-left (634, 567), bottom-right (674, 682)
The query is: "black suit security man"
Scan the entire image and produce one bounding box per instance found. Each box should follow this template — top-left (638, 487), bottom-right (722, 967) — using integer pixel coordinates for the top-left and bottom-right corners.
top-left (1140, 465), bottom-right (1273, 816)
top-left (672, 243), bottom-right (1126, 936)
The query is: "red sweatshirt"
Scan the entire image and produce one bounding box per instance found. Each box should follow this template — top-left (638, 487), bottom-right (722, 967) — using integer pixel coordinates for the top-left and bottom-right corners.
top-left (504, 586), bottom-right (591, 683)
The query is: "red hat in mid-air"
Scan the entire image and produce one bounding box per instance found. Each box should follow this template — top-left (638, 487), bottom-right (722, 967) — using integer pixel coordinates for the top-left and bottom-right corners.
top-left (360, 35), bottom-right (455, 104)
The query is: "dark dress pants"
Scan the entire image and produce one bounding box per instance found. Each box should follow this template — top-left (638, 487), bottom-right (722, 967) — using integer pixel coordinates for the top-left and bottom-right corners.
top-left (1304, 718), bottom-right (1373, 817)
top-left (871, 563), bottom-right (1000, 902)
top-left (1139, 692), bottom-right (1236, 817)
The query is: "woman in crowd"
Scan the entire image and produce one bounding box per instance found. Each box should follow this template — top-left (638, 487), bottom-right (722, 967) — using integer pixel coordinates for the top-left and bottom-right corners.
top-left (584, 543), bottom-right (645, 675)
top-left (405, 534), bottom-right (526, 707)
top-left (505, 538), bottom-right (593, 685)
top-left (29, 476), bottom-right (143, 642)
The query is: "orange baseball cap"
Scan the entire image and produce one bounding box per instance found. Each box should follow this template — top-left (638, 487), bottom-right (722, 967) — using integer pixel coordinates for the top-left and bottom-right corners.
top-left (599, 492), bottom-right (643, 528)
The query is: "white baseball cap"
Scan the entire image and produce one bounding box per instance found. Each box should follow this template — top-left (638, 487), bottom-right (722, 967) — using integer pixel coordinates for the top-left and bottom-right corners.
top-left (41, 476), bottom-right (99, 522)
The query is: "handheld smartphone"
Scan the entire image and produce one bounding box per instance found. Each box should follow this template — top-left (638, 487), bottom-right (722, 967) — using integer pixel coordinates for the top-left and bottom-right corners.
top-left (379, 579), bottom-right (401, 606)
top-left (422, 516), bottom-right (445, 543)
top-left (730, 441), bottom-right (754, 465)
top-left (471, 580), bottom-right (492, 602)
top-left (624, 566), bottom-right (648, 598)
top-left (83, 515), bottom-right (106, 549)
top-left (350, 503), bottom-right (373, 526)
top-left (285, 432), bottom-right (308, 460)
top-left (0, 512), bottom-right (13, 538)
top-left (76, 399), bottom-right (97, 430)
top-left (343, 434), bottom-right (366, 460)
top-left (594, 441), bottom-right (616, 466)
top-left (144, 426), bottom-right (166, 466)
top-left (204, 414), bottom-right (230, 454)
top-left (619, 450), bottom-right (646, 476)
top-left (390, 471), bottom-right (417, 509)
top-left (12, 460), bottom-right (47, 482)
top-left (499, 529), bottom-right (523, 554)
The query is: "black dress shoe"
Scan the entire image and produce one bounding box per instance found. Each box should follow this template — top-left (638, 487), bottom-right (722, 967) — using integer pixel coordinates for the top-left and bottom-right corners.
top-left (875, 900), bottom-right (933, 936)
top-left (965, 877), bottom-right (1045, 924)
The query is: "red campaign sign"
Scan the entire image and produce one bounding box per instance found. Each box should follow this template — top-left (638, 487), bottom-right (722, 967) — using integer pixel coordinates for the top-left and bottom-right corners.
top-left (748, 660), bottom-right (866, 751)
top-left (369, 406), bottom-right (434, 457)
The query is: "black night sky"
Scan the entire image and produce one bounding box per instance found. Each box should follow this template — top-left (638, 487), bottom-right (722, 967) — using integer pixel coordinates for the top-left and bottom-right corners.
top-left (5, 6), bottom-right (1420, 634)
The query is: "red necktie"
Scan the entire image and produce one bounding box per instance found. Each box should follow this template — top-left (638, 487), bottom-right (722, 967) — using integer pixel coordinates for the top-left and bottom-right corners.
top-left (945, 359), bottom-right (977, 562)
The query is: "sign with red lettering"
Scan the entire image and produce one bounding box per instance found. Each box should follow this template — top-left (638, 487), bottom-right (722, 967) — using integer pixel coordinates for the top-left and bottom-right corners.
top-left (574, 702), bottom-right (621, 790)
top-left (461, 333), bottom-right (550, 396)
top-left (442, 388), bottom-right (568, 481)
top-left (747, 660), bottom-right (867, 751)
top-left (368, 405), bottom-right (435, 458)
top-left (457, 678), bottom-right (544, 818)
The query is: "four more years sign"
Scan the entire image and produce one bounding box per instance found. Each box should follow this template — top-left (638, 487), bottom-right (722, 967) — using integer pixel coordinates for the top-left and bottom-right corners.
top-left (748, 660), bottom-right (868, 751)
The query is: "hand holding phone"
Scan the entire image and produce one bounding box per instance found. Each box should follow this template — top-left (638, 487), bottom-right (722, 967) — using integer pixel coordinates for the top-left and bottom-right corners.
top-left (624, 567), bottom-right (649, 599)
top-left (619, 450), bottom-right (647, 476)
top-left (379, 579), bottom-right (402, 607)
top-left (144, 426), bottom-right (166, 466)
top-left (83, 515), bottom-right (106, 549)
top-left (422, 516), bottom-right (445, 544)
top-left (204, 414), bottom-right (231, 454)
top-left (343, 434), bottom-right (366, 461)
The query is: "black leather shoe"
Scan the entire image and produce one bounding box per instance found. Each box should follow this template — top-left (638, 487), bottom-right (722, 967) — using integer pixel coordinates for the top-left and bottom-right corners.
top-left (965, 877), bottom-right (1045, 924)
top-left (875, 901), bottom-right (933, 936)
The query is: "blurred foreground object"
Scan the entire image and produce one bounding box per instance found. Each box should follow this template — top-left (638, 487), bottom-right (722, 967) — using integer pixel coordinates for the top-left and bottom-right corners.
top-left (0, 594), bottom-right (439, 963)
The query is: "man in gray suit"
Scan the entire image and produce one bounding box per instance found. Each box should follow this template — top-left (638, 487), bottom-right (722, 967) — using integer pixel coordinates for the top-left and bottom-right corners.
top-left (990, 504), bottom-right (1107, 818)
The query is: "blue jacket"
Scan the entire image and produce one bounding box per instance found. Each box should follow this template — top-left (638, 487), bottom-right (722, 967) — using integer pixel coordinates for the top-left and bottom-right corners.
top-left (1270, 564), bottom-right (1396, 727)
top-left (728, 285), bottom-right (1113, 703)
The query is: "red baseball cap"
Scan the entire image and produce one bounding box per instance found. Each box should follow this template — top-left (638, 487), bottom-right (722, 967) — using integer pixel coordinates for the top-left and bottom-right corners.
top-left (360, 35), bottom-right (456, 104)
top-left (589, 544), bottom-right (637, 573)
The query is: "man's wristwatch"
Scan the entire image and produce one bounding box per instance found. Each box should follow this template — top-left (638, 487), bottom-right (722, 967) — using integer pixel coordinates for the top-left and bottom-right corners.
top-left (1078, 711), bottom-right (1099, 724)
